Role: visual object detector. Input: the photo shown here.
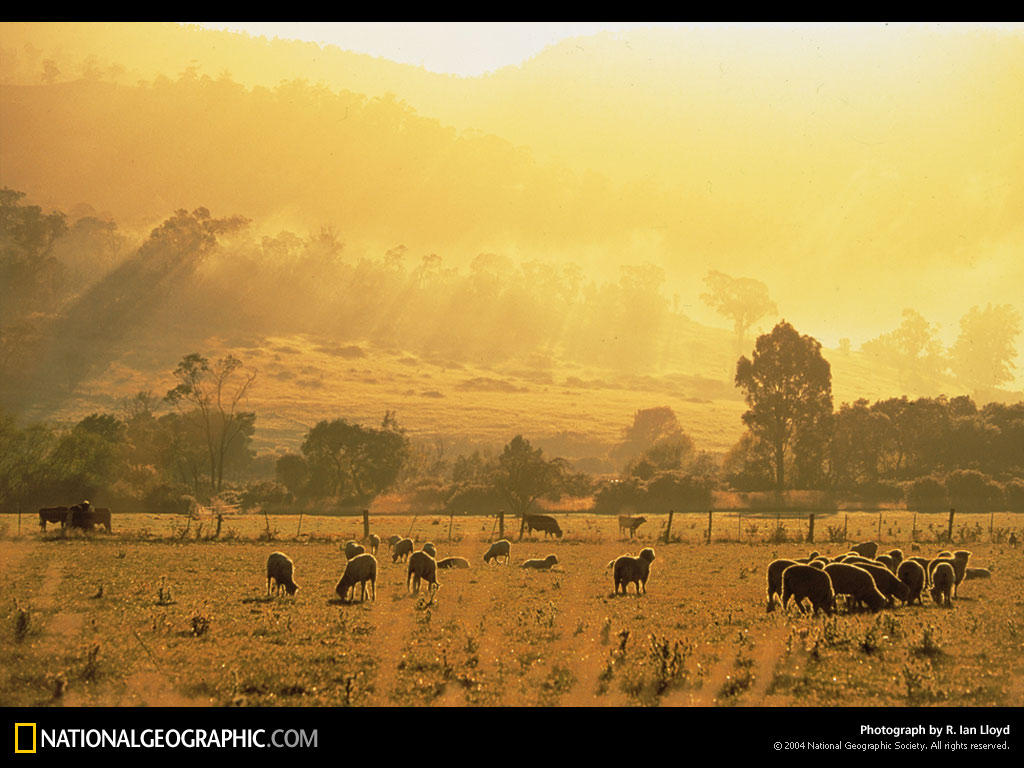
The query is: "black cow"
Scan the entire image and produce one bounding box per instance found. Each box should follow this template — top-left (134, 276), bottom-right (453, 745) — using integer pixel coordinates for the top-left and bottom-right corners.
top-left (39, 506), bottom-right (70, 530)
top-left (67, 504), bottom-right (113, 533)
top-left (524, 514), bottom-right (563, 539)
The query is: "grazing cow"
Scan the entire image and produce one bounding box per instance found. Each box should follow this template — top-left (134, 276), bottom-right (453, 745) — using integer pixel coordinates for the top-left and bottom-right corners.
top-left (67, 502), bottom-right (112, 533)
top-left (39, 506), bottom-right (70, 531)
top-left (524, 514), bottom-right (563, 539)
top-left (618, 515), bottom-right (646, 538)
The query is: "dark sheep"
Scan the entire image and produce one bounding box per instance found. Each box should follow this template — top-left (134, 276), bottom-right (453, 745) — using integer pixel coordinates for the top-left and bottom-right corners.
top-left (930, 562), bottom-right (954, 607)
top-left (850, 541), bottom-right (879, 559)
top-left (780, 564), bottom-right (835, 616)
top-left (928, 550), bottom-right (971, 597)
top-left (422, 542), bottom-right (437, 558)
top-left (407, 550), bottom-right (439, 596)
top-left (521, 555), bottom-right (559, 570)
top-left (897, 560), bottom-right (926, 605)
top-left (612, 547), bottom-right (656, 595)
top-left (336, 553), bottom-right (377, 603)
top-left (392, 538), bottom-right (414, 563)
top-left (483, 539), bottom-right (511, 564)
top-left (856, 562), bottom-right (911, 607)
top-left (887, 549), bottom-right (904, 568)
top-left (765, 558), bottom-right (798, 612)
top-left (794, 551), bottom-right (821, 564)
top-left (907, 556), bottom-right (933, 584)
top-left (386, 534), bottom-right (402, 553)
top-left (344, 541), bottom-right (366, 560)
top-left (824, 563), bottom-right (887, 613)
top-left (266, 552), bottom-right (299, 596)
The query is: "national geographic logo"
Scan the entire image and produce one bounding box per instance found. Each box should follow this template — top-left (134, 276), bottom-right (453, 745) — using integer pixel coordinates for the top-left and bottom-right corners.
top-left (14, 723), bottom-right (36, 754)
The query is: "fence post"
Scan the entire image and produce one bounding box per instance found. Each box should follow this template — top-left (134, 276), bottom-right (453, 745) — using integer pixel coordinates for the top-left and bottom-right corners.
top-left (737, 512), bottom-right (742, 542)
top-left (663, 510), bottom-right (674, 544)
top-left (807, 513), bottom-right (815, 544)
top-left (706, 509), bottom-right (713, 544)
top-left (912, 513), bottom-right (917, 542)
top-left (362, 509), bottom-right (370, 541)
top-left (990, 511), bottom-right (994, 540)
top-left (498, 509), bottom-right (505, 540)
top-left (843, 514), bottom-right (848, 542)
top-left (877, 512), bottom-right (882, 541)
top-left (448, 512), bottom-right (455, 541)
top-left (947, 507), bottom-right (955, 543)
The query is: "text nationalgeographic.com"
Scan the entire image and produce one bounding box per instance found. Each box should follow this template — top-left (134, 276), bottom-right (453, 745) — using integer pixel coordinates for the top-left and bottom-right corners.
top-left (16, 726), bottom-right (317, 751)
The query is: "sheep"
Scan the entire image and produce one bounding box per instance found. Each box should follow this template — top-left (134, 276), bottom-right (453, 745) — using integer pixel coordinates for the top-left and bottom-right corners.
top-left (266, 552), bottom-right (299, 596)
top-left (887, 548), bottom-right (905, 568)
top-left (392, 538), bottom-right (414, 563)
top-left (823, 563), bottom-right (887, 613)
top-left (483, 539), bottom-right (511, 564)
top-left (407, 550), bottom-right (439, 596)
top-left (794, 550), bottom-right (821, 564)
top-left (368, 533), bottom-right (380, 555)
top-left (335, 553), bottom-right (377, 603)
top-left (780, 564), bottom-right (835, 616)
top-left (874, 554), bottom-right (897, 572)
top-left (897, 559), bottom-right (926, 605)
top-left (765, 558), bottom-right (798, 612)
top-left (856, 562), bottom-right (912, 607)
top-left (436, 556), bottom-right (471, 569)
top-left (907, 556), bottom-right (933, 583)
top-left (422, 542), bottom-right (437, 558)
top-left (930, 562), bottom-right (955, 607)
top-left (850, 541), bottom-right (879, 559)
top-left (964, 567), bottom-right (992, 580)
top-left (928, 550), bottom-right (971, 596)
top-left (344, 541), bottom-right (365, 560)
top-left (386, 534), bottom-right (402, 553)
top-left (521, 554), bottom-right (559, 570)
top-left (618, 515), bottom-right (646, 538)
top-left (612, 547), bottom-right (656, 596)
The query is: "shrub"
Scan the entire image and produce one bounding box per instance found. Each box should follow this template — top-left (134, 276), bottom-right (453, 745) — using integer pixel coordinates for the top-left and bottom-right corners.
top-left (1004, 479), bottom-right (1024, 512)
top-left (904, 476), bottom-right (948, 513)
top-left (240, 481), bottom-right (289, 510)
top-left (946, 469), bottom-right (1004, 513)
top-left (143, 484), bottom-right (195, 515)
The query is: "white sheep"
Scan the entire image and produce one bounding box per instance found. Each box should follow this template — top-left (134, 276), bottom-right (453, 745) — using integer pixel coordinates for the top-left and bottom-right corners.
top-left (386, 534), bottom-right (402, 553)
top-left (335, 553), bottom-right (378, 603)
top-left (266, 552), bottom-right (299, 596)
top-left (407, 550), bottom-right (440, 596)
top-left (437, 556), bottom-right (471, 569)
top-left (368, 533), bottom-right (380, 555)
top-left (483, 539), bottom-right (511, 564)
top-left (521, 554), bottom-right (559, 570)
top-left (612, 547), bottom-right (656, 595)
top-left (930, 561), bottom-right (955, 607)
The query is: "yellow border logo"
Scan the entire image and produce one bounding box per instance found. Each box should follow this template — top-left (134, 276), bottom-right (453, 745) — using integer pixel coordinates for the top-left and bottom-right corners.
top-left (14, 723), bottom-right (36, 754)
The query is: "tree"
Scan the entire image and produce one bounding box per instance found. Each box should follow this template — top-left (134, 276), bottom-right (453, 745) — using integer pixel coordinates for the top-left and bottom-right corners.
top-left (275, 453), bottom-right (309, 496)
top-left (165, 353), bottom-right (257, 494)
top-left (860, 308), bottom-right (945, 390)
top-left (301, 412), bottom-right (410, 503)
top-left (489, 435), bottom-right (570, 539)
top-left (735, 321), bottom-right (833, 490)
top-left (949, 303), bottom-right (1021, 398)
top-left (702, 270), bottom-right (777, 355)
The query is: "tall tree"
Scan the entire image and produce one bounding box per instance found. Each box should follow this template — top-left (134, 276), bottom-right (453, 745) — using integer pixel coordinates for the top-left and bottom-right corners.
top-left (489, 435), bottom-right (569, 539)
top-left (702, 270), bottom-right (778, 355)
top-left (948, 303), bottom-right (1021, 398)
top-left (734, 321), bottom-right (833, 490)
top-left (165, 353), bottom-right (257, 494)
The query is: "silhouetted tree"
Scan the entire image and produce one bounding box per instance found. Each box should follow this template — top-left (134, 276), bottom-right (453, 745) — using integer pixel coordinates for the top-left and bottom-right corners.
top-left (949, 303), bottom-right (1021, 398)
top-left (702, 270), bottom-right (777, 355)
top-left (488, 435), bottom-right (569, 539)
top-left (735, 321), bottom-right (833, 490)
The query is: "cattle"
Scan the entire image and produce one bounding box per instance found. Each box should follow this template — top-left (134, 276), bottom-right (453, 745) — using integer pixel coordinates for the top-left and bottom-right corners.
top-left (67, 503), bottom-right (112, 533)
top-left (524, 514), bottom-right (563, 539)
top-left (618, 515), bottom-right (646, 538)
top-left (38, 506), bottom-right (70, 531)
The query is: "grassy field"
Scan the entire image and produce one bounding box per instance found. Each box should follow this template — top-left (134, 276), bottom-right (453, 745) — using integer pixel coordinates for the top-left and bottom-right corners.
top-left (2, 511), bottom-right (1023, 708)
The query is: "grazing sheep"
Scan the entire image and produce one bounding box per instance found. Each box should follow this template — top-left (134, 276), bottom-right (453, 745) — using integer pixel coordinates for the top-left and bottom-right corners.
top-left (335, 553), bottom-right (377, 603)
top-left (794, 550), bottom-right (821, 564)
top-left (344, 541), bottom-right (366, 560)
top-left (422, 542), bottom-right (437, 558)
top-left (824, 563), bottom-right (887, 613)
top-left (368, 533), bottom-right (380, 555)
top-left (850, 541), bottom-right (879, 559)
top-left (524, 514), bottom-right (563, 539)
top-left (392, 538), bottom-right (414, 563)
top-left (483, 539), bottom-right (512, 564)
top-left (841, 555), bottom-right (881, 569)
top-left (907, 556), bottom-right (933, 583)
top-left (765, 558), bottom-right (798, 612)
top-left (521, 555), bottom-right (559, 570)
top-left (780, 564), bottom-right (836, 616)
top-left (612, 548), bottom-right (656, 595)
top-left (407, 550), bottom-right (439, 596)
top-left (964, 567), bottom-right (992, 580)
top-left (887, 549), bottom-right (904, 567)
top-left (897, 560), bottom-right (927, 605)
top-left (386, 534), bottom-right (402, 552)
top-left (856, 562), bottom-right (912, 607)
top-left (618, 515), bottom-right (646, 538)
top-left (928, 550), bottom-right (971, 596)
top-left (930, 562), bottom-right (955, 607)
top-left (436, 556), bottom-right (471, 570)
top-left (266, 552), bottom-right (299, 596)
top-left (874, 554), bottom-right (897, 572)
top-left (809, 560), bottom-right (825, 570)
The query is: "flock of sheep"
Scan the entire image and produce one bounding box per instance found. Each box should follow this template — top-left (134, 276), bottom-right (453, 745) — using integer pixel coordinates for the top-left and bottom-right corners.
top-left (767, 541), bottom-right (990, 616)
top-left (266, 531), bottom-right (659, 603)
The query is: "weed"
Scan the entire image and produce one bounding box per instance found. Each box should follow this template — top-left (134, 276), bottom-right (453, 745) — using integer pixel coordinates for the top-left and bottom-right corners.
top-left (190, 613), bottom-right (211, 637)
top-left (599, 616), bottom-right (612, 645)
top-left (82, 644), bottom-right (100, 682)
top-left (913, 625), bottom-right (944, 658)
top-left (13, 600), bottom-right (30, 641)
top-left (827, 525), bottom-right (846, 543)
top-left (156, 578), bottom-right (174, 605)
top-left (768, 522), bottom-right (789, 544)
